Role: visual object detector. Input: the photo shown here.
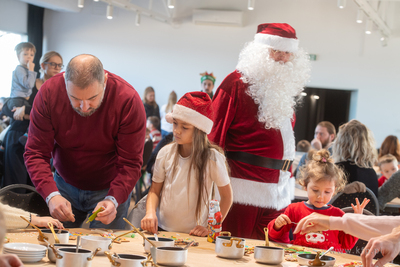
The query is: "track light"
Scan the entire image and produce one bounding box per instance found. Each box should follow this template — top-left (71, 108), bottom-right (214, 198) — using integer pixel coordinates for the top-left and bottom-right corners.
top-left (337, 0), bottom-right (346, 9)
top-left (248, 0), bottom-right (255, 10)
top-left (313, 95), bottom-right (320, 100)
top-left (135, 12), bottom-right (141, 26)
top-left (78, 0), bottom-right (84, 8)
top-left (365, 20), bottom-right (372, 34)
top-left (107, 4), bottom-right (113, 19)
top-left (93, 0), bottom-right (99, 2)
top-left (380, 34), bottom-right (388, 47)
top-left (301, 92), bottom-right (307, 97)
top-left (167, 0), bottom-right (175, 9)
top-left (356, 9), bottom-right (363, 23)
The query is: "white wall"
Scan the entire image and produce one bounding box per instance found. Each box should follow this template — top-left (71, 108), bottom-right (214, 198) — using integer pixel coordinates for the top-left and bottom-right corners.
top-left (42, 0), bottom-right (400, 145)
top-left (0, 0), bottom-right (28, 34)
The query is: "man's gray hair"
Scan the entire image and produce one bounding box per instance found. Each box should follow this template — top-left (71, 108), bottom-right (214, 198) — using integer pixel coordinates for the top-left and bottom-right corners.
top-left (65, 54), bottom-right (104, 88)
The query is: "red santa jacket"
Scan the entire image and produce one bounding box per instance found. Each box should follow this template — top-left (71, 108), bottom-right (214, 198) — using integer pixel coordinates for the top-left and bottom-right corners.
top-left (209, 70), bottom-right (295, 210)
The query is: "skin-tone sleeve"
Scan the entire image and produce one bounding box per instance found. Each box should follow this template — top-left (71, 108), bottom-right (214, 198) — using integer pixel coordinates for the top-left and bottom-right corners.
top-left (329, 213), bottom-right (400, 241)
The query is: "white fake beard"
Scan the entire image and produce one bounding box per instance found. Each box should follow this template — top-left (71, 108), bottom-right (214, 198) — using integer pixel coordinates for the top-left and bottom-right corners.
top-left (236, 41), bottom-right (311, 130)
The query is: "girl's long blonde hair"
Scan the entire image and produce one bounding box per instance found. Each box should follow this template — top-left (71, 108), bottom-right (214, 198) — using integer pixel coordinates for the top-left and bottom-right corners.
top-left (333, 119), bottom-right (377, 168)
top-left (165, 91), bottom-right (177, 113)
top-left (143, 86), bottom-right (157, 107)
top-left (299, 149), bottom-right (346, 194)
top-left (170, 128), bottom-right (229, 222)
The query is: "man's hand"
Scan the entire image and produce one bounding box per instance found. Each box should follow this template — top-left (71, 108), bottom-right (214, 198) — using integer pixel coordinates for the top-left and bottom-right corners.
top-left (0, 253), bottom-right (24, 267)
top-left (311, 138), bottom-right (322, 150)
top-left (274, 214), bottom-right (291, 231)
top-left (31, 215), bottom-right (64, 229)
top-left (27, 59), bottom-right (35, 72)
top-left (351, 198), bottom-right (370, 214)
top-left (11, 106), bottom-right (25, 121)
top-left (189, 225), bottom-right (208, 237)
top-left (48, 195), bottom-right (75, 222)
top-left (294, 212), bottom-right (330, 234)
top-left (141, 212), bottom-right (158, 234)
top-left (361, 227), bottom-right (400, 267)
top-left (93, 200), bottom-right (117, 225)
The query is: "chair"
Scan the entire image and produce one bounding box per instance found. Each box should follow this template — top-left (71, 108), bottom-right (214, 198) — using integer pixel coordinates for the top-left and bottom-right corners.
top-left (0, 184), bottom-right (50, 216)
top-left (125, 195), bottom-right (147, 230)
top-left (134, 139), bottom-right (153, 203)
top-left (329, 187), bottom-right (379, 215)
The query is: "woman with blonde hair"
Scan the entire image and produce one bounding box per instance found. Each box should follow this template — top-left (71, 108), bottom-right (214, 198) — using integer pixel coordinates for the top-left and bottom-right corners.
top-left (143, 86), bottom-right (160, 120)
top-left (333, 119), bottom-right (379, 196)
top-left (160, 91), bottom-right (177, 138)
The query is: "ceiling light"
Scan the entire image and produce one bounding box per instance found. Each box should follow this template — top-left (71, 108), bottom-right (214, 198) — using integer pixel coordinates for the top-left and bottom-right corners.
top-left (93, 0), bottom-right (99, 2)
top-left (107, 4), bottom-right (113, 19)
top-left (313, 95), bottom-right (320, 100)
top-left (78, 0), bottom-right (84, 8)
top-left (301, 92), bottom-right (307, 96)
top-left (356, 9), bottom-right (363, 23)
top-left (337, 0), bottom-right (346, 9)
top-left (135, 12), bottom-right (141, 26)
top-left (248, 0), bottom-right (255, 10)
top-left (380, 35), bottom-right (388, 47)
top-left (365, 19), bottom-right (372, 34)
top-left (167, 0), bottom-right (175, 9)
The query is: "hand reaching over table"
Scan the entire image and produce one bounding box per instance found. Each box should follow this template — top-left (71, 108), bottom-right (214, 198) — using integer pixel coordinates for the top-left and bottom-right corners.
top-left (293, 212), bottom-right (330, 234)
top-left (189, 225), bottom-right (207, 237)
top-left (0, 254), bottom-right (24, 267)
top-left (351, 198), bottom-right (370, 214)
top-left (48, 195), bottom-right (75, 222)
top-left (361, 225), bottom-right (400, 267)
top-left (31, 215), bottom-right (64, 229)
top-left (93, 200), bottom-right (117, 225)
top-left (141, 212), bottom-right (158, 234)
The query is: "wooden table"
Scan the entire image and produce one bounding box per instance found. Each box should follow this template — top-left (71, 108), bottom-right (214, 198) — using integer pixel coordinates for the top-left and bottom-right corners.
top-left (3, 228), bottom-right (393, 267)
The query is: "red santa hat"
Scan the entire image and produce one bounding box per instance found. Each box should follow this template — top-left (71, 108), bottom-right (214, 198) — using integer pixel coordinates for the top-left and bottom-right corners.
top-left (165, 91), bottom-right (213, 134)
top-left (254, 23), bottom-right (299, 53)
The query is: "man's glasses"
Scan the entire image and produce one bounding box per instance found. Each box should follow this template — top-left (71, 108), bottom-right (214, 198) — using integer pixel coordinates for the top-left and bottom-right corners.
top-left (44, 62), bottom-right (64, 69)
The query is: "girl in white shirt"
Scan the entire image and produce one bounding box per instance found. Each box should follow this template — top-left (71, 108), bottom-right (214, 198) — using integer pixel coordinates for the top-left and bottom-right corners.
top-left (141, 92), bottom-right (233, 237)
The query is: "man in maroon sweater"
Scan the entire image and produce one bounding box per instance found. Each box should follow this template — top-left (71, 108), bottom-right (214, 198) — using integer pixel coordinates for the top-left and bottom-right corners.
top-left (24, 54), bottom-right (146, 229)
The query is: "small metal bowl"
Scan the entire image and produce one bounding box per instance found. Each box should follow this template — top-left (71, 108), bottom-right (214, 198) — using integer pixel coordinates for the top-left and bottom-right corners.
top-left (254, 246), bottom-right (284, 265)
top-left (297, 253), bottom-right (336, 266)
top-left (150, 246), bottom-right (187, 266)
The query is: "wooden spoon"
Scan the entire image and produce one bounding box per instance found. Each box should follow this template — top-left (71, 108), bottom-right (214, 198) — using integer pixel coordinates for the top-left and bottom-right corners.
top-left (123, 218), bottom-right (157, 247)
top-left (20, 216), bottom-right (48, 242)
top-left (48, 222), bottom-right (60, 244)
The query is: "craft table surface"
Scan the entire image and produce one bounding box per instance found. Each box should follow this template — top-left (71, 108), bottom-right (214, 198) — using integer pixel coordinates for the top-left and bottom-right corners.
top-left (3, 228), bottom-right (394, 267)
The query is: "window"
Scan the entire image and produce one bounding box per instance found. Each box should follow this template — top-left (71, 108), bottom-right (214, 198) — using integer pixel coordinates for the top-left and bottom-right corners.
top-left (0, 31), bottom-right (27, 97)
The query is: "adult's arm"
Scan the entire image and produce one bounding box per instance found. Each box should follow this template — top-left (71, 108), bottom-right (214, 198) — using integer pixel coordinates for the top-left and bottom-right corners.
top-left (294, 212), bottom-right (400, 241)
top-left (378, 170), bottom-right (400, 210)
top-left (208, 87), bottom-right (236, 149)
top-left (107, 93), bottom-right (146, 206)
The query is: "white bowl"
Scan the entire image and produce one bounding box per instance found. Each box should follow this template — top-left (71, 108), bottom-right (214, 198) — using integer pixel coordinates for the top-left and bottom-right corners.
top-left (39, 229), bottom-right (70, 245)
top-left (81, 236), bottom-right (112, 255)
top-left (143, 237), bottom-right (175, 253)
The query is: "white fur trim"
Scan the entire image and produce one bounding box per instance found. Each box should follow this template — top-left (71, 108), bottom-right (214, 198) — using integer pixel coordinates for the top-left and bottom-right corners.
top-left (281, 118), bottom-right (295, 161)
top-left (165, 104), bottom-right (213, 134)
top-left (254, 33), bottom-right (299, 53)
top-left (230, 175), bottom-right (293, 210)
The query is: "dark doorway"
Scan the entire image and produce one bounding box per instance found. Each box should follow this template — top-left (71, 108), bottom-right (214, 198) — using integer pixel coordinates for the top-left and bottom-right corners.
top-left (294, 87), bottom-right (355, 144)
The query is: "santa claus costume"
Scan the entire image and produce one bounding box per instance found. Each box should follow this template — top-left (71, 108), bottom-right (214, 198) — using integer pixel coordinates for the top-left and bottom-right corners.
top-left (209, 23), bottom-right (311, 239)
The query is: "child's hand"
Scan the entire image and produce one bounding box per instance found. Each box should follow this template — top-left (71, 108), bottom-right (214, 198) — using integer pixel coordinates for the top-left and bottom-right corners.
top-left (31, 215), bottom-right (64, 229)
top-left (189, 225), bottom-right (208, 237)
top-left (141, 213), bottom-right (158, 234)
top-left (27, 60), bottom-right (35, 72)
top-left (351, 198), bottom-right (370, 214)
top-left (274, 214), bottom-right (291, 231)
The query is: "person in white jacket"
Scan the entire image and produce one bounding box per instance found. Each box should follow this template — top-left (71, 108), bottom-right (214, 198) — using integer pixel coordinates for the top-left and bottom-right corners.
top-left (294, 212), bottom-right (400, 267)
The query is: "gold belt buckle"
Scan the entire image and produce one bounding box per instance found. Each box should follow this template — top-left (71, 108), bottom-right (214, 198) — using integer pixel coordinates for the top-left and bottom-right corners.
top-left (281, 159), bottom-right (291, 172)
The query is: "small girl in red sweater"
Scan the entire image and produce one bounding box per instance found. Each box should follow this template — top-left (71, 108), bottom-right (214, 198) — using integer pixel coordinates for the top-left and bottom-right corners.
top-left (267, 149), bottom-right (369, 252)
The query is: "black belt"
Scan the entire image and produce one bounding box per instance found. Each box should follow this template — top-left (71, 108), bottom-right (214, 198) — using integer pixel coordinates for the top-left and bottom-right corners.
top-left (226, 151), bottom-right (293, 172)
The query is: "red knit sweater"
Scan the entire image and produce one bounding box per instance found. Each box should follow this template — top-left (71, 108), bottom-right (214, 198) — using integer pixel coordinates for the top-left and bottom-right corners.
top-left (24, 71), bottom-right (146, 205)
top-left (267, 202), bottom-right (358, 252)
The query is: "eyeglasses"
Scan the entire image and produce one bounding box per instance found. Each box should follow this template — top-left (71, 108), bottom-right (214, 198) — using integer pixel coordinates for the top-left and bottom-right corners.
top-left (44, 62), bottom-right (64, 69)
